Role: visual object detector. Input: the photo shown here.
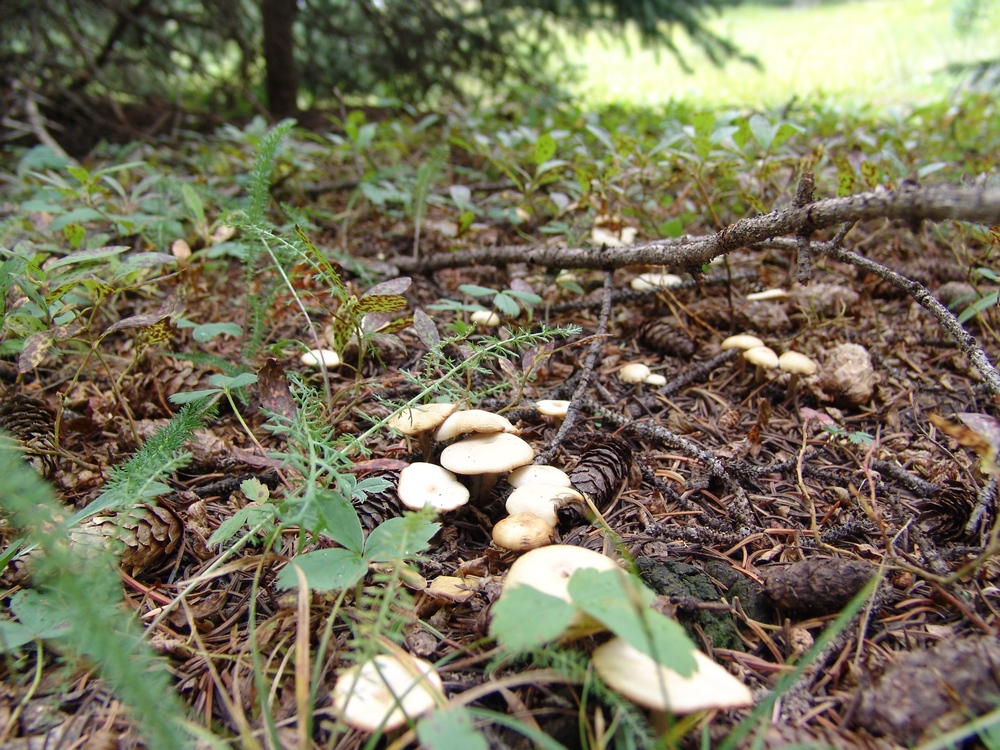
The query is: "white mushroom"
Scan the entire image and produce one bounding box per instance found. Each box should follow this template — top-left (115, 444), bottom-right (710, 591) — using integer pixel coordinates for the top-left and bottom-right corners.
top-left (386, 403), bottom-right (457, 459)
top-left (644, 373), bottom-right (667, 387)
top-left (591, 637), bottom-right (753, 715)
top-left (508, 464), bottom-right (572, 488)
top-left (778, 351), bottom-right (818, 397)
top-left (331, 653), bottom-right (443, 733)
top-left (492, 513), bottom-right (555, 552)
top-left (396, 463), bottom-right (470, 512)
top-left (620, 363), bottom-right (652, 384)
top-left (743, 345), bottom-right (779, 384)
top-left (301, 348), bottom-right (342, 368)
top-left (439, 432), bottom-right (535, 501)
top-left (746, 288), bottom-right (788, 302)
top-left (499, 544), bottom-right (623, 638)
top-left (536, 399), bottom-right (571, 428)
top-left (630, 272), bottom-right (684, 291)
top-left (470, 310), bottom-right (501, 327)
top-left (505, 483), bottom-right (584, 527)
top-left (433, 409), bottom-right (517, 441)
top-left (720, 334), bottom-right (765, 351)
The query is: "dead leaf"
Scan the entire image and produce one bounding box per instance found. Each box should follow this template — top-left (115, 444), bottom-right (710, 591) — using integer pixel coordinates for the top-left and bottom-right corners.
top-left (930, 412), bottom-right (1000, 477)
top-left (257, 359), bottom-right (297, 422)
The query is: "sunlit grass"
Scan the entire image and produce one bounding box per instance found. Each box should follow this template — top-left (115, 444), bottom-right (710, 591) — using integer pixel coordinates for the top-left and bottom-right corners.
top-left (565, 0), bottom-right (1000, 109)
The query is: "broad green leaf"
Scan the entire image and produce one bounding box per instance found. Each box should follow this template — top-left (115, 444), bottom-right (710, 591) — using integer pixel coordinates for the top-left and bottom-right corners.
top-left (208, 372), bottom-right (258, 390)
top-left (860, 160), bottom-right (881, 189)
top-left (535, 133), bottom-right (556, 166)
top-left (50, 208), bottom-right (104, 231)
top-left (66, 166), bottom-right (92, 184)
top-left (313, 490), bottom-right (364, 554)
top-left (240, 477), bottom-right (269, 503)
top-left (459, 284), bottom-right (496, 298)
top-left (63, 222), bottom-right (86, 249)
top-left (170, 388), bottom-right (221, 404)
top-left (458, 210), bottom-right (475, 235)
top-left (958, 292), bottom-right (999, 323)
top-left (535, 159), bottom-right (569, 179)
top-left (748, 114), bottom-right (777, 151)
top-left (17, 330), bottom-right (53, 373)
top-left (412, 308), bottom-right (440, 349)
top-left (659, 218), bottom-right (684, 238)
top-left (569, 568), bottom-right (697, 676)
top-left (364, 514), bottom-right (439, 563)
top-left (490, 585), bottom-right (575, 651)
top-left (692, 112), bottom-right (715, 136)
top-left (189, 322), bottom-right (242, 343)
top-left (47, 245), bottom-right (129, 270)
top-left (493, 293), bottom-right (520, 317)
top-left (418, 707), bottom-right (488, 750)
top-left (275, 549), bottom-right (368, 591)
top-left (181, 184), bottom-right (205, 226)
top-left (772, 122), bottom-right (802, 149)
top-left (0, 590), bottom-right (74, 651)
top-left (834, 157), bottom-right (856, 197)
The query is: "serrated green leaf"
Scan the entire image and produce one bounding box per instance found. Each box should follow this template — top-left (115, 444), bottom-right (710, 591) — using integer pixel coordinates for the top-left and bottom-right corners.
top-left (535, 133), bottom-right (556, 166)
top-left (354, 294), bottom-right (407, 314)
top-left (275, 549), bottom-right (368, 591)
top-left (240, 477), bottom-right (268, 503)
top-left (569, 568), bottom-right (697, 676)
top-left (418, 707), bottom-right (489, 750)
top-left (490, 585), bottom-right (575, 651)
top-left (364, 514), bottom-right (439, 563)
top-left (493, 293), bottom-right (520, 317)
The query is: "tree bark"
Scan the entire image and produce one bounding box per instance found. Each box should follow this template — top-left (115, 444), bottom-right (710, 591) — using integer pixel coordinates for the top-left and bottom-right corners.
top-left (261, 0), bottom-right (299, 119)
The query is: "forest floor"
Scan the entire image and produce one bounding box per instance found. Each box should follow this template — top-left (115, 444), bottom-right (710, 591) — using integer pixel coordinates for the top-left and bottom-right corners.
top-left (2, 96), bottom-right (1000, 749)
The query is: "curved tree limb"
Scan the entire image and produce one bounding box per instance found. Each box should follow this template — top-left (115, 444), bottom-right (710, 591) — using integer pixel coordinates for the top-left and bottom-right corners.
top-left (387, 184), bottom-right (1000, 274)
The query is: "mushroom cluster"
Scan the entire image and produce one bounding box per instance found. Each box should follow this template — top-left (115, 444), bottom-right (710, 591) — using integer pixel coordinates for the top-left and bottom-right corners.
top-left (619, 362), bottom-right (667, 389)
top-left (331, 652), bottom-right (443, 733)
top-left (721, 333), bottom-right (818, 394)
top-left (491, 462), bottom-right (584, 552)
top-left (387, 405), bottom-right (535, 514)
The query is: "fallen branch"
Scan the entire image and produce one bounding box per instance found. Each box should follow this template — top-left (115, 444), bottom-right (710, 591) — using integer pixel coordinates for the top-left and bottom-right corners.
top-left (387, 184), bottom-right (1000, 274)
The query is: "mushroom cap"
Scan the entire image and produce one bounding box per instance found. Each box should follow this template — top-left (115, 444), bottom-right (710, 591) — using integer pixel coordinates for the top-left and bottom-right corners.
top-left (630, 272), bottom-right (684, 291)
top-left (743, 346), bottom-right (779, 369)
top-left (746, 288), bottom-right (789, 301)
top-left (492, 513), bottom-right (555, 552)
top-left (387, 403), bottom-right (457, 436)
top-left (433, 409), bottom-right (517, 441)
top-left (396, 463), bottom-right (470, 511)
top-left (505, 483), bottom-right (584, 526)
top-left (778, 351), bottom-right (818, 376)
top-left (591, 637), bottom-right (753, 714)
top-left (644, 373), bottom-right (667, 387)
top-left (439, 432), bottom-right (535, 475)
top-left (508, 464), bottom-right (572, 488)
top-left (331, 653), bottom-right (443, 733)
top-left (301, 348), bottom-right (342, 368)
top-left (500, 545), bottom-right (623, 634)
top-left (470, 310), bottom-right (501, 326)
top-left (536, 399), bottom-right (571, 418)
top-left (721, 334), bottom-right (765, 351)
top-left (619, 363), bottom-right (653, 384)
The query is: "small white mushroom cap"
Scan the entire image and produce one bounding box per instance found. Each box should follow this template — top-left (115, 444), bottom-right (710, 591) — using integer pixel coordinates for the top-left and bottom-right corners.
top-left (396, 463), bottom-right (470, 512)
top-left (644, 373), bottom-right (667, 387)
top-left (439, 432), bottom-right (535, 476)
top-left (387, 403), bottom-right (457, 436)
top-left (591, 637), bottom-right (753, 714)
top-left (630, 272), bottom-right (684, 291)
top-left (301, 348), bottom-right (342, 368)
top-left (508, 464), bottom-right (572, 488)
top-left (778, 351), bottom-right (818, 376)
top-left (433, 409), bottom-right (517, 441)
top-left (619, 363), bottom-right (653, 384)
top-left (746, 288), bottom-right (789, 302)
top-left (470, 310), bottom-right (501, 327)
top-left (500, 545), bottom-right (623, 636)
top-left (505, 483), bottom-right (585, 527)
top-left (743, 346), bottom-right (779, 369)
top-left (536, 399), bottom-right (571, 418)
top-left (721, 334), bottom-right (765, 351)
top-left (492, 513), bottom-right (555, 552)
top-left (331, 653), bottom-right (443, 733)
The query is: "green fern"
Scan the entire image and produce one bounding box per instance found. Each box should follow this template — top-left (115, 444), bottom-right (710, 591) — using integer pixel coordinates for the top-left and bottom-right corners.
top-left (0, 438), bottom-right (190, 750)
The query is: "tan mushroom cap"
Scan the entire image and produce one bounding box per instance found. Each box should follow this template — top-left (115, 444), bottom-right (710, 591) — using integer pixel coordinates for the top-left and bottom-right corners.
top-left (387, 403), bottom-right (457, 436)
top-left (631, 272), bottom-right (683, 291)
top-left (591, 637), bottom-right (753, 714)
top-left (470, 310), bottom-right (501, 327)
top-left (500, 544), bottom-right (623, 636)
top-left (746, 288), bottom-right (789, 301)
top-left (492, 513), bottom-right (555, 552)
top-left (433, 409), bottom-right (517, 441)
top-left (721, 334), bottom-right (765, 351)
top-left (301, 348), bottom-right (342, 368)
top-left (536, 399), bottom-right (571, 418)
top-left (439, 432), bottom-right (535, 476)
top-left (778, 350), bottom-right (818, 376)
top-left (743, 346), bottom-right (779, 369)
top-left (644, 373), bottom-right (667, 387)
top-left (505, 483), bottom-right (585, 526)
top-left (396, 463), bottom-right (470, 512)
top-left (508, 464), bottom-right (572, 488)
top-left (332, 653), bottom-right (443, 733)
top-left (619, 363), bottom-right (653, 384)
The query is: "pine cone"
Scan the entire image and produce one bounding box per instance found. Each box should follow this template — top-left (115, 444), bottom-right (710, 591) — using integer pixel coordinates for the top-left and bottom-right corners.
top-left (568, 436), bottom-right (634, 512)
top-left (71, 503), bottom-right (184, 576)
top-left (0, 393), bottom-right (56, 475)
top-left (354, 471), bottom-right (404, 532)
top-left (637, 319), bottom-right (695, 358)
top-left (918, 480), bottom-right (977, 543)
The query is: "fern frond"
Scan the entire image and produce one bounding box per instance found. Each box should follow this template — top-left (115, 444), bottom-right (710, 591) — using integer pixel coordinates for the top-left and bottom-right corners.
top-left (246, 120), bottom-right (295, 225)
top-left (0, 438), bottom-right (190, 750)
top-left (72, 398), bottom-right (217, 523)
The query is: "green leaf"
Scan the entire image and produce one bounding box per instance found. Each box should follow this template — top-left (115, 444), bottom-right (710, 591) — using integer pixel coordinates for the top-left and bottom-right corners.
top-left (489, 585), bottom-right (575, 651)
top-left (275, 549), bottom-right (368, 591)
top-left (169, 388), bottom-right (221, 404)
top-left (208, 372), bottom-right (258, 390)
top-left (0, 590), bottom-right (74, 652)
top-left (240, 477), bottom-right (269, 503)
top-left (190, 322), bottom-right (242, 343)
top-left (958, 291), bottom-right (999, 324)
top-left (208, 504), bottom-right (278, 547)
top-left (535, 133), bottom-right (556, 166)
top-left (113, 252), bottom-right (177, 279)
top-left (63, 222), bottom-right (86, 249)
top-left (459, 284), bottom-right (496, 298)
top-left (181, 184), bottom-right (205, 227)
top-left (692, 112), bottom-right (715, 136)
top-left (50, 208), bottom-right (104, 231)
top-left (659, 218), bottom-right (684, 238)
top-left (568, 569), bottom-right (697, 676)
top-left (354, 294), bottom-right (407, 314)
top-left (418, 707), bottom-right (489, 750)
top-left (47, 245), bottom-right (129, 270)
top-left (313, 490), bottom-right (365, 554)
top-left (364, 514), bottom-right (439, 563)
top-left (493, 293), bottom-right (520, 317)
top-left (748, 114), bottom-right (777, 151)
